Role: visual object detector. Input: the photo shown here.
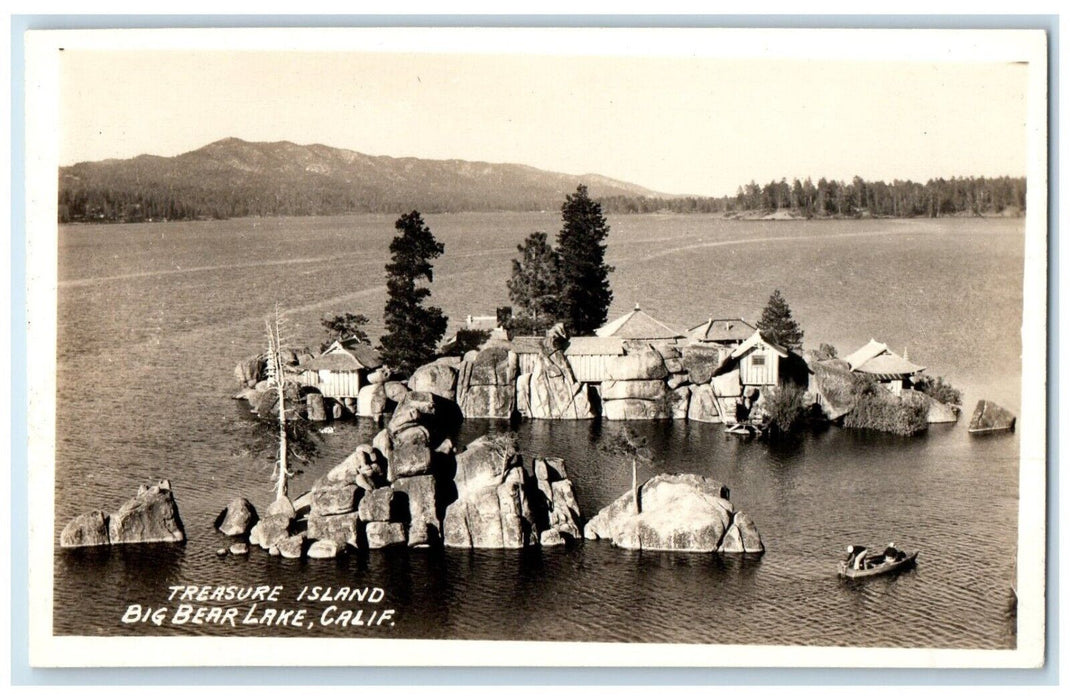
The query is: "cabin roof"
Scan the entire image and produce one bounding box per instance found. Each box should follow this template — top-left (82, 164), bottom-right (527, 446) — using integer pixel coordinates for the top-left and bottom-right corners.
top-left (729, 329), bottom-right (790, 360)
top-left (595, 304), bottom-right (684, 340)
top-left (508, 336), bottom-right (546, 355)
top-left (686, 318), bottom-right (757, 343)
top-left (303, 339), bottom-right (381, 371)
top-left (844, 339), bottom-right (925, 377)
top-left (563, 336), bottom-right (626, 356)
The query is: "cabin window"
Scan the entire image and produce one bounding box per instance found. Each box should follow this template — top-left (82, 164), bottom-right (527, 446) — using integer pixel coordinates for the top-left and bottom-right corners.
top-left (751, 355), bottom-right (766, 367)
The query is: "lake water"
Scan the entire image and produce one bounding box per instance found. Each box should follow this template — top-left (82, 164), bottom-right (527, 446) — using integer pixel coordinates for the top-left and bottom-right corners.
top-left (53, 213), bottom-right (1024, 647)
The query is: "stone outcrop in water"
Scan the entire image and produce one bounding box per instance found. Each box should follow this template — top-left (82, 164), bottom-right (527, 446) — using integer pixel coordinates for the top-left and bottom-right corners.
top-left (215, 497), bottom-right (258, 537)
top-left (968, 399), bottom-right (1016, 433)
top-left (249, 497), bottom-right (296, 550)
top-left (583, 474), bottom-right (763, 554)
top-left (442, 435), bottom-right (582, 549)
top-left (60, 480), bottom-right (186, 548)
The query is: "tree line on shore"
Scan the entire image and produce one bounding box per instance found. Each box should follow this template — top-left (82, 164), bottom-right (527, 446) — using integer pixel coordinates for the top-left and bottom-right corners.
top-left (58, 173), bottom-right (1024, 223)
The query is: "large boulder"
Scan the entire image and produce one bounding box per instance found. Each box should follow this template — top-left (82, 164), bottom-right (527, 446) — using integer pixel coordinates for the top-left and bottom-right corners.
top-left (388, 426), bottom-right (433, 481)
top-left (372, 429), bottom-right (393, 463)
top-left (603, 398), bottom-right (671, 421)
top-left (452, 434), bottom-right (523, 496)
top-left (968, 400), bottom-right (1016, 433)
top-left (276, 533), bottom-right (306, 559)
top-left (384, 381), bottom-right (409, 404)
top-left (671, 385), bottom-right (691, 419)
top-left (687, 383), bottom-right (722, 423)
top-left (388, 391), bottom-right (437, 435)
top-left (108, 480), bottom-right (186, 545)
top-left (215, 497), bottom-right (258, 537)
top-left (408, 362), bottom-right (458, 401)
top-left (307, 512), bottom-right (360, 547)
top-left (458, 383), bottom-right (515, 419)
top-left (711, 369), bottom-right (742, 398)
top-left (604, 349), bottom-right (668, 381)
top-left (465, 346), bottom-right (518, 386)
top-left (680, 346), bottom-right (724, 385)
top-left (443, 435), bottom-right (535, 548)
top-left (325, 446), bottom-right (382, 490)
top-left (583, 474), bottom-right (761, 554)
top-left (365, 521), bottom-right (407, 549)
top-left (249, 514), bottom-right (292, 549)
top-left (306, 393), bottom-right (328, 422)
top-left (357, 488), bottom-right (398, 522)
top-left (455, 348), bottom-right (518, 418)
top-left (517, 350), bottom-right (594, 420)
top-left (357, 383), bottom-right (388, 418)
top-left (308, 540), bottom-right (340, 559)
top-left (926, 396), bottom-right (961, 424)
top-left (444, 467), bottom-right (535, 549)
top-left (60, 510), bottom-right (111, 548)
top-left (310, 484), bottom-right (360, 517)
top-left (392, 474), bottom-right (440, 546)
top-left (601, 379), bottom-right (669, 401)
top-left (234, 354), bottom-right (263, 388)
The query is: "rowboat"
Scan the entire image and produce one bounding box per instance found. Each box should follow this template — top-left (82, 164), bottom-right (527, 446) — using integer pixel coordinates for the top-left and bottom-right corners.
top-left (838, 550), bottom-right (918, 579)
top-left (725, 421), bottom-right (766, 437)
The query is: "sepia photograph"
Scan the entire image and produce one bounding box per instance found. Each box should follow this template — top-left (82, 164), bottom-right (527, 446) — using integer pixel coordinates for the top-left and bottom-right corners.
top-left (24, 26), bottom-right (1048, 669)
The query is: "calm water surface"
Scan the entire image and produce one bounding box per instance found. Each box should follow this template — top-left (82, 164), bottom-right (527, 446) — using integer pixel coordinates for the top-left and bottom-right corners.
top-left (53, 214), bottom-right (1024, 647)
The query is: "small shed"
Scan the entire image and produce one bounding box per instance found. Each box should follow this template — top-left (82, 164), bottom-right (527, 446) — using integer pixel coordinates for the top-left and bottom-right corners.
top-left (298, 339), bottom-right (382, 399)
top-left (844, 339), bottom-right (925, 396)
top-left (713, 330), bottom-right (811, 389)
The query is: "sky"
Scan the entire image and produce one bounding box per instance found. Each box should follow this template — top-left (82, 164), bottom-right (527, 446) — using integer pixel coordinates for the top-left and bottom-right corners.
top-left (59, 48), bottom-right (1030, 197)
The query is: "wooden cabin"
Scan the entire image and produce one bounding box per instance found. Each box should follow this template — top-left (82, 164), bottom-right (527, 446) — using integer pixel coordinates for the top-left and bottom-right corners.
top-left (510, 335), bottom-right (626, 384)
top-left (843, 339), bottom-right (925, 396)
top-left (298, 339), bottom-right (382, 399)
top-left (713, 330), bottom-right (811, 390)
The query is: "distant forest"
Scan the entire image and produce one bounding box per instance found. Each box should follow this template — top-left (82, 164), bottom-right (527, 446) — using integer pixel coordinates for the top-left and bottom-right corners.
top-left (58, 174), bottom-right (1025, 223)
top-left (600, 175), bottom-right (1026, 218)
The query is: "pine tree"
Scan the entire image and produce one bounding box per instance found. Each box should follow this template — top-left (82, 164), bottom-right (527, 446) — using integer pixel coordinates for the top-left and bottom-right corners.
top-left (379, 211), bottom-right (448, 375)
top-left (506, 231), bottom-right (562, 329)
top-left (757, 289), bottom-right (804, 351)
top-left (319, 312), bottom-right (370, 352)
top-left (557, 185), bottom-right (614, 336)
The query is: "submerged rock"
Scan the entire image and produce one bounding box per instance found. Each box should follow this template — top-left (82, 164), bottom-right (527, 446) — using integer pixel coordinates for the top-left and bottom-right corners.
top-left (583, 474), bottom-right (762, 554)
top-left (307, 540), bottom-right (340, 559)
top-left (969, 399), bottom-right (1015, 433)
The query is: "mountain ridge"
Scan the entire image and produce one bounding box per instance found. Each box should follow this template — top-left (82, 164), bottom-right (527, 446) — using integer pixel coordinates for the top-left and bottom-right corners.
top-left (59, 138), bottom-right (677, 221)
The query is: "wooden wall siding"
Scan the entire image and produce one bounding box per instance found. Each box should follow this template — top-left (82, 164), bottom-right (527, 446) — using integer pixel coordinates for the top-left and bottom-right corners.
top-left (298, 369), bottom-right (362, 398)
top-left (740, 348), bottom-right (779, 386)
top-left (517, 353), bottom-right (540, 376)
top-left (568, 355), bottom-right (612, 384)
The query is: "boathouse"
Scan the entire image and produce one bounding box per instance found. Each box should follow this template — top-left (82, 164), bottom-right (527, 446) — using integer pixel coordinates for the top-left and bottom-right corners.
top-left (511, 334), bottom-right (626, 384)
top-left (298, 339), bottom-right (382, 399)
top-left (843, 339), bottom-right (925, 396)
top-left (712, 330), bottom-right (811, 390)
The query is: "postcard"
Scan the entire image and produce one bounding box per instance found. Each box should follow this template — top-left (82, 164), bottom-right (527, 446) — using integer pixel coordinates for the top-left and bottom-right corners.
top-left (24, 26), bottom-right (1048, 668)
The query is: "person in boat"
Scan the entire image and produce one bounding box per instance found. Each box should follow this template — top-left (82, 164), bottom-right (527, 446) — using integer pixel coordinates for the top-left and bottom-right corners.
top-left (882, 542), bottom-right (903, 563)
top-left (845, 545), bottom-right (869, 570)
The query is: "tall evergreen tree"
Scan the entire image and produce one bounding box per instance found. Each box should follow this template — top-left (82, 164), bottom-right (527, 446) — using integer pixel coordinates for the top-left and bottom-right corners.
top-left (757, 289), bottom-right (804, 351)
top-left (507, 231), bottom-right (562, 328)
top-left (556, 185), bottom-right (614, 336)
top-left (379, 211), bottom-right (448, 375)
